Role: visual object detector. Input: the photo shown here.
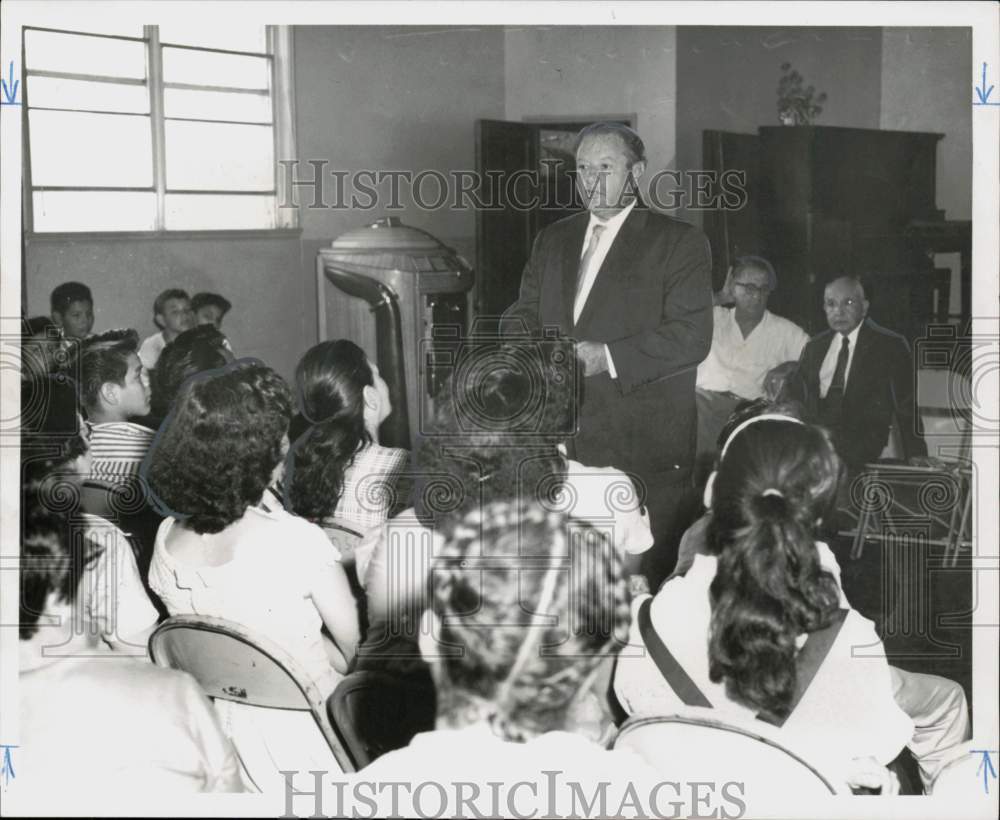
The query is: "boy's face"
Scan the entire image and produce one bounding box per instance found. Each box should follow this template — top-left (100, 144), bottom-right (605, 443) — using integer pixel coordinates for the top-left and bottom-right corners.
top-left (157, 298), bottom-right (195, 339)
top-left (53, 299), bottom-right (94, 339)
top-left (113, 353), bottom-right (151, 418)
top-left (195, 304), bottom-right (224, 329)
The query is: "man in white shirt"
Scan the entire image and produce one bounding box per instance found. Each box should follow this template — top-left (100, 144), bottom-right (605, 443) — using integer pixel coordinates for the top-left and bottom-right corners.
top-left (138, 288), bottom-right (195, 370)
top-left (695, 256), bottom-right (809, 457)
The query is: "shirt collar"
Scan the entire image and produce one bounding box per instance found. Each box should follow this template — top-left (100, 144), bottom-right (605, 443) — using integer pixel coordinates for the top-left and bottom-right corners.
top-left (586, 198), bottom-right (636, 236)
top-left (838, 321), bottom-right (863, 348)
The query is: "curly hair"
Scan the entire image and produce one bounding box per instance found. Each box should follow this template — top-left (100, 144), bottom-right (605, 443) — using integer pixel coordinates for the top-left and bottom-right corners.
top-left (413, 340), bottom-right (576, 527)
top-left (146, 360), bottom-right (292, 534)
top-left (706, 418), bottom-right (844, 723)
top-left (50, 281), bottom-right (92, 314)
top-left (66, 328), bottom-right (140, 413)
top-left (151, 324), bottom-right (233, 419)
top-left (431, 500), bottom-right (630, 741)
top-left (284, 340), bottom-right (374, 523)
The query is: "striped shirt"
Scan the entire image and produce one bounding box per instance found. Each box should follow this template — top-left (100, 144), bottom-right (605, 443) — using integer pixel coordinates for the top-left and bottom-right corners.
top-left (88, 422), bottom-right (156, 484)
top-left (328, 443), bottom-right (410, 533)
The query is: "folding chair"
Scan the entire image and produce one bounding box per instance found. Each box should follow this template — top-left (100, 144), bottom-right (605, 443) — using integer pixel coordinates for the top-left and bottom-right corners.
top-left (149, 615), bottom-right (357, 785)
top-left (614, 711), bottom-right (844, 797)
top-left (328, 670), bottom-right (436, 768)
top-left (846, 421), bottom-right (973, 566)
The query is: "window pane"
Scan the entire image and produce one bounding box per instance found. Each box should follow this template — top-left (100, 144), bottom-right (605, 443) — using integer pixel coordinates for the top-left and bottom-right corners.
top-left (33, 191), bottom-right (156, 232)
top-left (27, 76), bottom-right (149, 113)
top-left (165, 121), bottom-right (273, 191)
top-left (165, 194), bottom-right (275, 230)
top-left (162, 47), bottom-right (270, 90)
top-left (158, 25), bottom-right (267, 54)
top-left (24, 30), bottom-right (146, 79)
top-left (29, 110), bottom-right (152, 187)
top-left (164, 88), bottom-right (271, 123)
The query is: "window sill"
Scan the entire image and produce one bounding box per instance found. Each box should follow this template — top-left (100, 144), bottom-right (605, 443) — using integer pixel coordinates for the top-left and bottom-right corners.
top-left (25, 228), bottom-right (303, 243)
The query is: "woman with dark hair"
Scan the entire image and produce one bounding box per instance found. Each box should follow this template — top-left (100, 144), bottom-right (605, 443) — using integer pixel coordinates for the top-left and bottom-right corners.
top-left (613, 414), bottom-right (912, 792)
top-left (357, 501), bottom-right (663, 810)
top-left (285, 339), bottom-right (408, 536)
top-left (355, 341), bottom-right (652, 669)
top-left (15, 511), bottom-right (244, 805)
top-left (146, 360), bottom-right (359, 695)
top-left (20, 374), bottom-right (158, 654)
top-left (146, 323), bottom-right (234, 426)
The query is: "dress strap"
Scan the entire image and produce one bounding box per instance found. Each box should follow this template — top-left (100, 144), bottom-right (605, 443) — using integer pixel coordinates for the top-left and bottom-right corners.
top-left (637, 596), bottom-right (712, 708)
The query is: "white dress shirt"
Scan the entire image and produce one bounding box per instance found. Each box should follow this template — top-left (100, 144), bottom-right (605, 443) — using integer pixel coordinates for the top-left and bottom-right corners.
top-left (574, 199), bottom-right (636, 378)
top-left (696, 307), bottom-right (809, 399)
top-left (819, 323), bottom-right (862, 398)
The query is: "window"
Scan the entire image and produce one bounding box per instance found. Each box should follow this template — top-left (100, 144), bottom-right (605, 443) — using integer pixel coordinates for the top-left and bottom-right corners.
top-left (23, 24), bottom-right (296, 233)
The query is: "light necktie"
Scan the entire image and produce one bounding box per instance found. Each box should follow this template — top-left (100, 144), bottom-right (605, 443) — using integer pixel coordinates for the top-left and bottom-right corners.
top-left (573, 223), bottom-right (606, 322)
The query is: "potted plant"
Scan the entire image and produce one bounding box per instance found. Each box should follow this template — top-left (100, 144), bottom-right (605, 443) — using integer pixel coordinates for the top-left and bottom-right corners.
top-left (777, 62), bottom-right (827, 125)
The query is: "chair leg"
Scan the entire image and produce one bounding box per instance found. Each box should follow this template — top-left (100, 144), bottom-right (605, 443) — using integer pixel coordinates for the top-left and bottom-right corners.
top-left (851, 487), bottom-right (873, 561)
top-left (948, 485), bottom-right (973, 569)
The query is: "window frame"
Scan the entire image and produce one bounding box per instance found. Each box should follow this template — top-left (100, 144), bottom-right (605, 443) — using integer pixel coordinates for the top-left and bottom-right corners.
top-left (22, 24), bottom-right (299, 237)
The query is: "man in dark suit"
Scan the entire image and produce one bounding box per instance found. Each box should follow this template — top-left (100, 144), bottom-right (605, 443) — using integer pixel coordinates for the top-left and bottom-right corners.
top-left (796, 275), bottom-right (926, 473)
top-left (502, 122), bottom-right (713, 587)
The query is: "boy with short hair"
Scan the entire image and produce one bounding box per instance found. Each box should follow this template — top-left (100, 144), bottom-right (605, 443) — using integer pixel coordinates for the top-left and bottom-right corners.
top-left (138, 289), bottom-right (194, 370)
top-left (71, 328), bottom-right (155, 483)
top-left (191, 292), bottom-right (232, 330)
top-left (50, 281), bottom-right (95, 340)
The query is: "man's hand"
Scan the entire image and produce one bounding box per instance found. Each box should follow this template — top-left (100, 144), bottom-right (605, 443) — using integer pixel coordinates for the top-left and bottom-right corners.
top-left (713, 267), bottom-right (736, 306)
top-left (844, 757), bottom-right (900, 795)
top-left (576, 341), bottom-right (609, 377)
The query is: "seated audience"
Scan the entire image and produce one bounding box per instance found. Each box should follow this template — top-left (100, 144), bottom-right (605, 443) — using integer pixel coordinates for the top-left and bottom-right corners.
top-left (192, 291), bottom-right (232, 330)
top-left (793, 275), bottom-right (926, 473)
top-left (614, 414), bottom-right (912, 793)
top-left (138, 288), bottom-right (195, 370)
top-left (50, 281), bottom-right (95, 340)
top-left (357, 501), bottom-right (664, 813)
top-left (696, 256), bottom-right (808, 458)
top-left (16, 511), bottom-right (244, 802)
top-left (69, 329), bottom-right (155, 484)
top-left (146, 360), bottom-right (359, 697)
top-left (21, 375), bottom-right (158, 654)
top-left (146, 323), bottom-right (234, 427)
top-left (356, 342), bottom-right (652, 672)
top-left (285, 340), bottom-right (410, 539)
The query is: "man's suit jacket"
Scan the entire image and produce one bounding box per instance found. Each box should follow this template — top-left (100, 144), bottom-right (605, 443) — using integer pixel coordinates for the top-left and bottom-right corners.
top-left (797, 318), bottom-right (926, 471)
top-left (502, 207), bottom-right (713, 481)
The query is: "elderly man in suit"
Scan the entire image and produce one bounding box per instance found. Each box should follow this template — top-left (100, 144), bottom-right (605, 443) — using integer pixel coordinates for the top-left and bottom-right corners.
top-left (502, 122), bottom-right (713, 587)
top-left (796, 275), bottom-right (926, 473)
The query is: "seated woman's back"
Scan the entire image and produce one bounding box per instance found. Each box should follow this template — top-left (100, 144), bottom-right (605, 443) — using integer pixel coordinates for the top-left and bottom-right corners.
top-left (145, 360), bottom-right (359, 696)
top-left (613, 415), bottom-right (912, 789)
top-left (149, 506), bottom-right (346, 695)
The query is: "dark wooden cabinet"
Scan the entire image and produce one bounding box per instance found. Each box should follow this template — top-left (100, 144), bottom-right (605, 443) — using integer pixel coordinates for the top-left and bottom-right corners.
top-left (706, 125), bottom-right (950, 340)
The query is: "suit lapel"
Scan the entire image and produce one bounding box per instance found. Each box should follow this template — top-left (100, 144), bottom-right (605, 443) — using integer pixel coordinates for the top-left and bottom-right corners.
top-left (560, 214), bottom-right (590, 330)
top-left (844, 320), bottom-right (873, 403)
top-left (575, 207), bottom-right (649, 331)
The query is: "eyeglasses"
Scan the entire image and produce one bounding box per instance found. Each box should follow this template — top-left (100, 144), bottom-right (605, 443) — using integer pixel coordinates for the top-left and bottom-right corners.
top-left (824, 299), bottom-right (860, 310)
top-left (733, 281), bottom-right (769, 296)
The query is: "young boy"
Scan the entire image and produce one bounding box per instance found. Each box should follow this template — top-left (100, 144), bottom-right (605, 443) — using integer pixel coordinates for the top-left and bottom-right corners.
top-left (50, 282), bottom-right (95, 340)
top-left (138, 289), bottom-right (195, 370)
top-left (191, 292), bottom-right (232, 330)
top-left (71, 329), bottom-right (155, 484)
